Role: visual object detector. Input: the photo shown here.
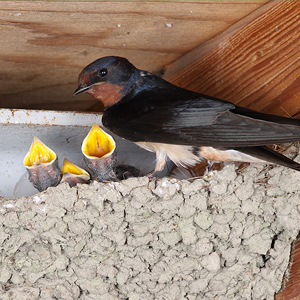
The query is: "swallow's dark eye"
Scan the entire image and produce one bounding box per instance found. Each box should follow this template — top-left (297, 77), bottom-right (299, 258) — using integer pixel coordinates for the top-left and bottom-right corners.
top-left (99, 68), bottom-right (108, 77)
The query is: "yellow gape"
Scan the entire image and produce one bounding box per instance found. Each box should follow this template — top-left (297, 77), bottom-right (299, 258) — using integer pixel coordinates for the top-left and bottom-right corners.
top-left (23, 136), bottom-right (56, 167)
top-left (81, 123), bottom-right (117, 181)
top-left (23, 136), bottom-right (61, 192)
top-left (61, 158), bottom-right (89, 176)
top-left (82, 123), bottom-right (115, 158)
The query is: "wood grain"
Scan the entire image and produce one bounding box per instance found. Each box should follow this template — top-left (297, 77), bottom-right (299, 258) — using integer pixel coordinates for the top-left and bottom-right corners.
top-left (1, 0), bottom-right (271, 2)
top-left (164, 0), bottom-right (300, 118)
top-left (0, 1), bottom-right (267, 110)
top-left (276, 236), bottom-right (300, 300)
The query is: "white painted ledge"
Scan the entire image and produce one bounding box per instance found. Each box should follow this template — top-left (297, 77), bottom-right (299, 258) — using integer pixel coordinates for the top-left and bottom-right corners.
top-left (0, 109), bottom-right (171, 198)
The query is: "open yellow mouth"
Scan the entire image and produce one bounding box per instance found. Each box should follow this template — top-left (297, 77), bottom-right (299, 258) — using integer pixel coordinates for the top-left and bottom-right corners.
top-left (61, 158), bottom-right (89, 176)
top-left (82, 123), bottom-right (115, 158)
top-left (23, 136), bottom-right (57, 167)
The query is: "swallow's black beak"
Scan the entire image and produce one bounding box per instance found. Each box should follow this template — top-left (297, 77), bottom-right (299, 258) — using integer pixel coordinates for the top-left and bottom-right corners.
top-left (73, 84), bottom-right (91, 96)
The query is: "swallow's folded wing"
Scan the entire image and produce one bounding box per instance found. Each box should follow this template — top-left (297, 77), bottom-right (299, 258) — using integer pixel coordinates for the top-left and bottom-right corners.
top-left (104, 90), bottom-right (300, 147)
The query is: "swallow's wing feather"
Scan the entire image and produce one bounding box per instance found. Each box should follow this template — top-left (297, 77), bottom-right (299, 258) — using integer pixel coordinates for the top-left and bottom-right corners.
top-left (129, 96), bottom-right (234, 131)
top-left (104, 89), bottom-right (300, 147)
top-left (237, 146), bottom-right (300, 171)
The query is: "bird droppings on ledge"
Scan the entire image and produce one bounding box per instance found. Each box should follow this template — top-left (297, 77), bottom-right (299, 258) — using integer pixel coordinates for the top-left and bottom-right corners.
top-left (1, 160), bottom-right (300, 299)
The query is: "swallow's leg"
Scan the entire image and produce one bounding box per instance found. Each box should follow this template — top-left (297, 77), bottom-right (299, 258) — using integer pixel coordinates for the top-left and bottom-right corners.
top-left (145, 153), bottom-right (166, 177)
top-left (203, 160), bottom-right (215, 176)
top-left (145, 169), bottom-right (156, 178)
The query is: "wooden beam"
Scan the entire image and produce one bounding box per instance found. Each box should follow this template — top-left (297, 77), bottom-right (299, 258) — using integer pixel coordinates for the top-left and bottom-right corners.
top-left (276, 235), bottom-right (300, 300)
top-left (2, 0), bottom-right (271, 2)
top-left (164, 0), bottom-right (300, 118)
top-left (0, 1), bottom-right (267, 111)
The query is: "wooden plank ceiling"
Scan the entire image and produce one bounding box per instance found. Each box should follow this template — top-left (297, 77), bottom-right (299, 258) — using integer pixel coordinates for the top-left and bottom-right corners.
top-left (0, 1), bottom-right (267, 111)
top-left (165, 0), bottom-right (300, 119)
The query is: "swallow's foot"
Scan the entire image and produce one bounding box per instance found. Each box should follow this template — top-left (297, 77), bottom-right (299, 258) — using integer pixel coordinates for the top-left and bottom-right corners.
top-left (144, 169), bottom-right (157, 178)
top-left (203, 160), bottom-right (215, 176)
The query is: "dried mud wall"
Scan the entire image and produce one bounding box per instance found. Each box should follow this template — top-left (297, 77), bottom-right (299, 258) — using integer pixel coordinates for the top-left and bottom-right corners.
top-left (1, 161), bottom-right (300, 300)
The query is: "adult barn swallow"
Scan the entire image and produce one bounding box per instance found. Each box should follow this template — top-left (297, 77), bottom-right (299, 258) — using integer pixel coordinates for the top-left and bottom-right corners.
top-left (23, 136), bottom-right (62, 191)
top-left (74, 56), bottom-right (300, 174)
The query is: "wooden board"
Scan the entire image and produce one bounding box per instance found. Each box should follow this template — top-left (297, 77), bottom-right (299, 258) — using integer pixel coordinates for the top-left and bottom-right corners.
top-left (276, 235), bottom-right (300, 300)
top-left (164, 0), bottom-right (300, 118)
top-left (0, 1), bottom-right (267, 111)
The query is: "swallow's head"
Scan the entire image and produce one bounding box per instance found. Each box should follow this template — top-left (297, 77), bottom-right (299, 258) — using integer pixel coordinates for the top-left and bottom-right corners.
top-left (74, 56), bottom-right (136, 108)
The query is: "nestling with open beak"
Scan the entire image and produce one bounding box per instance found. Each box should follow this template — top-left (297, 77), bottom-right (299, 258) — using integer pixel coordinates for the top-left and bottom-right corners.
top-left (23, 136), bottom-right (62, 192)
top-left (82, 123), bottom-right (118, 181)
top-left (61, 158), bottom-right (91, 187)
top-left (75, 56), bottom-right (300, 175)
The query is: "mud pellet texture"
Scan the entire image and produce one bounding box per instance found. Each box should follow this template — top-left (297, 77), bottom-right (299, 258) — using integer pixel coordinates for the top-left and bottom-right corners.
top-left (1, 161), bottom-right (300, 300)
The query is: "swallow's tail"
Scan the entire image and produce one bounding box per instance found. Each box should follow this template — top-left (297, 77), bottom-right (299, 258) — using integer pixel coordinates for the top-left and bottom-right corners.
top-left (237, 146), bottom-right (300, 172)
